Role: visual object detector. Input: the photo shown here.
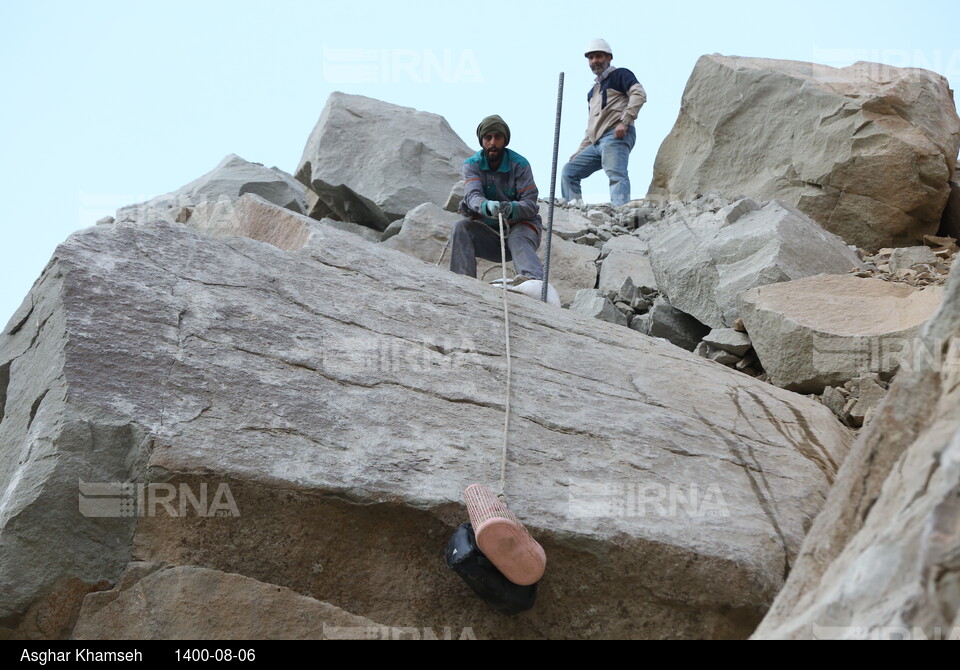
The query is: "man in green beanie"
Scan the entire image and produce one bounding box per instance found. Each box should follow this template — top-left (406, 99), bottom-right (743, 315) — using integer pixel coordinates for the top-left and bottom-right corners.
top-left (450, 114), bottom-right (544, 282)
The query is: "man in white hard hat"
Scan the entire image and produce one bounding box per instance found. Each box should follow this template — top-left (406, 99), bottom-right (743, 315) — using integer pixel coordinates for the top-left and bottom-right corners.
top-left (561, 38), bottom-right (647, 207)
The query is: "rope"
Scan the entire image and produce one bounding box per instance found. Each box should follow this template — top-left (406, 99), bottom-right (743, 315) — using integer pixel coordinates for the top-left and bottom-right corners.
top-left (496, 212), bottom-right (512, 498)
top-left (435, 239), bottom-right (449, 266)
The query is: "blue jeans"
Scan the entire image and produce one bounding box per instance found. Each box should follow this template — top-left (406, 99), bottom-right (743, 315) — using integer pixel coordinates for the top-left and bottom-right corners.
top-left (561, 125), bottom-right (636, 206)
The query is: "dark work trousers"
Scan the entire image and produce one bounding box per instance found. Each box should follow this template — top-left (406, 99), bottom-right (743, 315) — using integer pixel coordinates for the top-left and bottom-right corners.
top-left (449, 218), bottom-right (543, 280)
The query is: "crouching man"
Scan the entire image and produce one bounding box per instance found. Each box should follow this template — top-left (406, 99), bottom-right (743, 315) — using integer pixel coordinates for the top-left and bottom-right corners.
top-left (450, 114), bottom-right (544, 284)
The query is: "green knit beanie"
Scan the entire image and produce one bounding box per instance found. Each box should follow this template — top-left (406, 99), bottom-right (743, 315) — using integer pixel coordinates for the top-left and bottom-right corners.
top-left (476, 115), bottom-right (511, 146)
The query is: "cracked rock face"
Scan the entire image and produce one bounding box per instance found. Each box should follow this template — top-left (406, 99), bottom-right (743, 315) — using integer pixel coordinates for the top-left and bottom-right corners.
top-left (649, 55), bottom-right (960, 250)
top-left (0, 204), bottom-right (853, 639)
top-left (753, 260), bottom-right (960, 639)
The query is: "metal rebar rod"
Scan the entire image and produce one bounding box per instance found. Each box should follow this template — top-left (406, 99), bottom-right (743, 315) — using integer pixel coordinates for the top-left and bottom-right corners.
top-left (541, 72), bottom-right (564, 303)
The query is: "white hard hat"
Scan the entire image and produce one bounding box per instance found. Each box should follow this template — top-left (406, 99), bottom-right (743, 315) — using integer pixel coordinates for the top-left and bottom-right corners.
top-left (584, 38), bottom-right (612, 57)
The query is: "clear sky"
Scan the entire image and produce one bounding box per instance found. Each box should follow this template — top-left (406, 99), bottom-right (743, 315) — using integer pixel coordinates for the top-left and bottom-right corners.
top-left (2, 0), bottom-right (959, 327)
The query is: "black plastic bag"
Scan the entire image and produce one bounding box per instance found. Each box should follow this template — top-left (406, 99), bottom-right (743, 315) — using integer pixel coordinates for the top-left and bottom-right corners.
top-left (445, 522), bottom-right (538, 615)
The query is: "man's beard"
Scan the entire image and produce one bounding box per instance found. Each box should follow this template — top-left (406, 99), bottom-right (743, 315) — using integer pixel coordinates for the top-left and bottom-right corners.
top-left (484, 146), bottom-right (503, 165)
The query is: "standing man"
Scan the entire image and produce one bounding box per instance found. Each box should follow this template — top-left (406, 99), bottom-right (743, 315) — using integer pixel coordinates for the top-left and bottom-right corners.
top-left (561, 38), bottom-right (647, 207)
top-left (450, 114), bottom-right (544, 284)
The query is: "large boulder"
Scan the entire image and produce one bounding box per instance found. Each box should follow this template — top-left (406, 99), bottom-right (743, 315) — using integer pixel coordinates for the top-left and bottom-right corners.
top-left (296, 92), bottom-right (472, 228)
top-left (0, 202), bottom-right (853, 640)
top-left (649, 55), bottom-right (960, 250)
top-left (752, 255), bottom-right (960, 639)
top-left (116, 154), bottom-right (308, 222)
top-left (739, 275), bottom-right (944, 393)
top-left (648, 197), bottom-right (861, 329)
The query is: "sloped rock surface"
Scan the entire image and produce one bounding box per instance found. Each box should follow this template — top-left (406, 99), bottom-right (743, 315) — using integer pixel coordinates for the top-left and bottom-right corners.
top-left (0, 213), bottom-right (853, 639)
top-left (649, 55), bottom-right (960, 250)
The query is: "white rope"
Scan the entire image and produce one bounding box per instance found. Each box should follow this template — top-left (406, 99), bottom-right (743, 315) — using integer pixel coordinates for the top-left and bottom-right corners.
top-left (435, 239), bottom-right (449, 266)
top-left (496, 212), bottom-right (512, 498)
